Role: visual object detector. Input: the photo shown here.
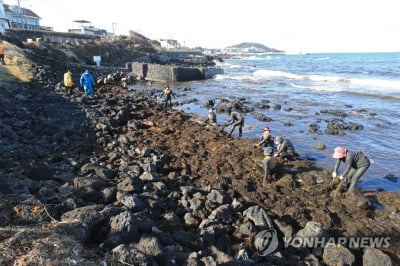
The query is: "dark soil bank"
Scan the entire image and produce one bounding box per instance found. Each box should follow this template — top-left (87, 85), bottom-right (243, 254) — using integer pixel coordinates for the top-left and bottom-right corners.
top-left (1, 64), bottom-right (400, 265)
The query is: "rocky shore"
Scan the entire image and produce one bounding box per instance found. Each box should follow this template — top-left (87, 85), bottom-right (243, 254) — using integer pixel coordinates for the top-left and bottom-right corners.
top-left (1, 42), bottom-right (400, 265)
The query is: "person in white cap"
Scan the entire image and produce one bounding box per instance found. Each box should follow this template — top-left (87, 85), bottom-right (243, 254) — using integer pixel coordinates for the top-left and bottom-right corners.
top-left (204, 108), bottom-right (217, 126)
top-left (332, 147), bottom-right (371, 208)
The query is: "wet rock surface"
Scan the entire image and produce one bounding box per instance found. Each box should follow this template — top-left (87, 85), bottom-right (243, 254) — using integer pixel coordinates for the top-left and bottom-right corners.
top-left (1, 65), bottom-right (400, 265)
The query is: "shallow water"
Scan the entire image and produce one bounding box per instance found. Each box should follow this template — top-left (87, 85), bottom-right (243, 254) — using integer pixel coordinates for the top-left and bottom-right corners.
top-left (153, 53), bottom-right (400, 192)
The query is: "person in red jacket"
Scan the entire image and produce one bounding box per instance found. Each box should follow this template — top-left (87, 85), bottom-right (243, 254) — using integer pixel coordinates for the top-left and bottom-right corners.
top-left (0, 46), bottom-right (5, 65)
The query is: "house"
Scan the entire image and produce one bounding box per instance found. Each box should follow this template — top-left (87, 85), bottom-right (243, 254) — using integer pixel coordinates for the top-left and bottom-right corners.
top-left (68, 20), bottom-right (107, 36)
top-left (159, 39), bottom-right (181, 50)
top-left (0, 0), bottom-right (10, 33)
top-left (2, 2), bottom-right (45, 31)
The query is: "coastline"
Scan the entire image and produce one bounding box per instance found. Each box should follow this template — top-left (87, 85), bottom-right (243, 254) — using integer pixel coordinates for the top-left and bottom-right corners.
top-left (0, 43), bottom-right (400, 264)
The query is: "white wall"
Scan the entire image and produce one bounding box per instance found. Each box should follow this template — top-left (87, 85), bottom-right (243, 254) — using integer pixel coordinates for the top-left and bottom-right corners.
top-left (0, 0), bottom-right (10, 33)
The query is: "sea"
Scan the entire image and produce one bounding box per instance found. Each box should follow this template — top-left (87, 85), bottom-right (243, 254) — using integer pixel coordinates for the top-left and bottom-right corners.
top-left (168, 52), bottom-right (400, 193)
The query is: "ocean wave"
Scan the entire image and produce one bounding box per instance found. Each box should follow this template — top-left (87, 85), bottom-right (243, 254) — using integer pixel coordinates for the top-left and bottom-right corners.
top-left (313, 57), bottom-right (330, 61)
top-left (214, 74), bottom-right (258, 82)
top-left (290, 83), bottom-right (345, 92)
top-left (252, 69), bottom-right (400, 92)
top-left (215, 61), bottom-right (241, 69)
top-left (351, 78), bottom-right (400, 91)
top-left (289, 82), bottom-right (400, 101)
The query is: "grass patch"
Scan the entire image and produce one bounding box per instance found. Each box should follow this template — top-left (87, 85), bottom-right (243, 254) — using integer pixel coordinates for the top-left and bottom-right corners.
top-left (0, 41), bottom-right (33, 87)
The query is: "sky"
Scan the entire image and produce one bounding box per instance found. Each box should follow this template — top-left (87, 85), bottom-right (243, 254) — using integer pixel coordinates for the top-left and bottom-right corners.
top-left (9, 0), bottom-right (400, 53)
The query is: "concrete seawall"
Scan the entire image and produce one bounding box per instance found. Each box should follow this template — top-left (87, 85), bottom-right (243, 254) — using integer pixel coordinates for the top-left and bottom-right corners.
top-left (129, 62), bottom-right (223, 82)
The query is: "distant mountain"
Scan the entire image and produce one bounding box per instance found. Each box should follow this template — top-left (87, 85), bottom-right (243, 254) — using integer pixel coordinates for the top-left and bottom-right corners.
top-left (228, 42), bottom-right (284, 53)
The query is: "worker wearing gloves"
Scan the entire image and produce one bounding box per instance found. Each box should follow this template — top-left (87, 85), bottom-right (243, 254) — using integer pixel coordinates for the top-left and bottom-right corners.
top-left (332, 146), bottom-right (371, 208)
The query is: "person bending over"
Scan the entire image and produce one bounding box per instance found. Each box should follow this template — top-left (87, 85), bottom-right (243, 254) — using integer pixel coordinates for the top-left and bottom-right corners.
top-left (274, 136), bottom-right (296, 161)
top-left (332, 147), bottom-right (370, 208)
top-left (223, 109), bottom-right (244, 137)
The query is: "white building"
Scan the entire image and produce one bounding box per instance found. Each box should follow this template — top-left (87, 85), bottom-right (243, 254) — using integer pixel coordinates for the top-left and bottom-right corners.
top-left (68, 20), bottom-right (107, 35)
top-left (159, 39), bottom-right (181, 50)
top-left (0, 0), bottom-right (10, 33)
top-left (1, 1), bottom-right (43, 33)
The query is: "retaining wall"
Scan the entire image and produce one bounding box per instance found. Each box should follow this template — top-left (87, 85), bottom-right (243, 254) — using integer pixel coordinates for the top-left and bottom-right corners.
top-left (4, 29), bottom-right (100, 44)
top-left (129, 62), bottom-right (222, 82)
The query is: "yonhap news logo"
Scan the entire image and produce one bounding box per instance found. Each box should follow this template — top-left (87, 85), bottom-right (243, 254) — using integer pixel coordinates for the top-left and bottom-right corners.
top-left (254, 230), bottom-right (391, 257)
top-left (254, 229), bottom-right (279, 256)
top-left (284, 236), bottom-right (391, 249)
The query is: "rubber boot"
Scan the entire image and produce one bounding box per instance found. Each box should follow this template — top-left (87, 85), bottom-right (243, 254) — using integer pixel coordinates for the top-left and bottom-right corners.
top-left (229, 128), bottom-right (234, 137)
top-left (346, 177), bottom-right (370, 209)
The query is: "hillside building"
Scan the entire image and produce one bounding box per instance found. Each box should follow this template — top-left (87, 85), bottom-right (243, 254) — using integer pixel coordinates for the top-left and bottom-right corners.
top-left (68, 20), bottom-right (107, 35)
top-left (1, 1), bottom-right (49, 32)
top-left (159, 39), bottom-right (181, 50)
top-left (0, 0), bottom-right (10, 32)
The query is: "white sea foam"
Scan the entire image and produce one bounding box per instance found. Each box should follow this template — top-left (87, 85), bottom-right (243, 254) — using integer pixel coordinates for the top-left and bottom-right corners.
top-left (290, 83), bottom-right (345, 92)
top-left (350, 78), bottom-right (400, 91)
top-left (214, 74), bottom-right (255, 81)
top-left (253, 69), bottom-right (400, 93)
top-left (313, 57), bottom-right (330, 61)
top-left (215, 61), bottom-right (241, 69)
top-left (253, 69), bottom-right (300, 80)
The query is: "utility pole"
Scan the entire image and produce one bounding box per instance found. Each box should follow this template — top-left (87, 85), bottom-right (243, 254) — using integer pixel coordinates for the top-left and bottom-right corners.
top-left (17, 0), bottom-right (24, 29)
top-left (112, 22), bottom-right (117, 37)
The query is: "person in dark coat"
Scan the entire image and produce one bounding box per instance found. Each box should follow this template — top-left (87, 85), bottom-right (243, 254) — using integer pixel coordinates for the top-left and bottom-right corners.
top-left (159, 85), bottom-right (176, 108)
top-left (257, 127), bottom-right (274, 148)
top-left (332, 147), bottom-right (371, 208)
top-left (274, 136), bottom-right (296, 161)
top-left (204, 108), bottom-right (217, 126)
top-left (222, 109), bottom-right (244, 137)
top-left (253, 147), bottom-right (278, 182)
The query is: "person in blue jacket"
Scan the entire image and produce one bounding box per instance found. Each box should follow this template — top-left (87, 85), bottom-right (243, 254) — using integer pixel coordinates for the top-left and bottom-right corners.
top-left (80, 70), bottom-right (96, 98)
